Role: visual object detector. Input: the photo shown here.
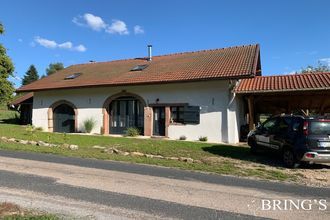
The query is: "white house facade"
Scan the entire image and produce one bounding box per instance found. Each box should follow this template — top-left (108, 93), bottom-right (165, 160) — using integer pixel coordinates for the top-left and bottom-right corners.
top-left (31, 80), bottom-right (243, 143)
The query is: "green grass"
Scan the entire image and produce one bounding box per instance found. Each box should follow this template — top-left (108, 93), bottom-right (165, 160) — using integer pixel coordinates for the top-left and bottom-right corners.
top-left (0, 109), bottom-right (298, 182)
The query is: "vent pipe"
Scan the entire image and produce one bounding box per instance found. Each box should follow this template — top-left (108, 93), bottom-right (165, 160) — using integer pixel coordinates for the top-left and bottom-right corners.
top-left (147, 45), bottom-right (152, 61)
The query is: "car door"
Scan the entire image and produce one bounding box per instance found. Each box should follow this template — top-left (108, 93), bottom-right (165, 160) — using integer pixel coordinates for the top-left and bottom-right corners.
top-left (271, 117), bottom-right (292, 150)
top-left (255, 117), bottom-right (278, 148)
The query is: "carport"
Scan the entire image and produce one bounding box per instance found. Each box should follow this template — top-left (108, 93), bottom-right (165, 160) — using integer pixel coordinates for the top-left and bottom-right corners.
top-left (235, 72), bottom-right (330, 131)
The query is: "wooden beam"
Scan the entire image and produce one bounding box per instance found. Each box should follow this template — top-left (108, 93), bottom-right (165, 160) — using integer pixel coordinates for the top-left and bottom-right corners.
top-left (247, 96), bottom-right (255, 131)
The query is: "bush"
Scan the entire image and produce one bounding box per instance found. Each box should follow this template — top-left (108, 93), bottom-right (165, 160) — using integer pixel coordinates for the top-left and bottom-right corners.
top-left (125, 127), bottom-right (140, 137)
top-left (25, 124), bottom-right (37, 140)
top-left (179, 135), bottom-right (187, 140)
top-left (199, 136), bottom-right (208, 142)
top-left (83, 118), bottom-right (96, 133)
top-left (35, 127), bottom-right (43, 131)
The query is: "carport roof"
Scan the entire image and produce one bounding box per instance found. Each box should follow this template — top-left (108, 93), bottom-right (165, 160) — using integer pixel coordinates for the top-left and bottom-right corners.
top-left (235, 72), bottom-right (330, 94)
top-left (9, 92), bottom-right (34, 106)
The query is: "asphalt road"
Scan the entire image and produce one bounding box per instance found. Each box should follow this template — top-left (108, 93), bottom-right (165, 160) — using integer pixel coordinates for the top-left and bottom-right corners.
top-left (0, 149), bottom-right (329, 219)
top-left (0, 149), bottom-right (328, 197)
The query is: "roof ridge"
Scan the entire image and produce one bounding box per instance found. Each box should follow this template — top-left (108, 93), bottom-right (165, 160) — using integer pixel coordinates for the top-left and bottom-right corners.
top-left (151, 44), bottom-right (258, 58)
top-left (254, 72), bottom-right (330, 78)
top-left (67, 44), bottom-right (259, 68)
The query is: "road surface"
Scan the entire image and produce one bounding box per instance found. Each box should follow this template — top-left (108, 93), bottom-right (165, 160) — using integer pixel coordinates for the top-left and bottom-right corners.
top-left (0, 149), bottom-right (329, 219)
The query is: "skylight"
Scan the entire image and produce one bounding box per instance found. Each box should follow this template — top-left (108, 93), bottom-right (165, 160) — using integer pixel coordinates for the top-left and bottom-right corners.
top-left (130, 64), bottom-right (148, 71)
top-left (64, 73), bottom-right (82, 80)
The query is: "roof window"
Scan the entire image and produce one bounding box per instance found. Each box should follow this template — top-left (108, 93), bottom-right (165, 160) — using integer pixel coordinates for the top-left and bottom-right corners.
top-left (64, 73), bottom-right (82, 80)
top-left (130, 64), bottom-right (148, 71)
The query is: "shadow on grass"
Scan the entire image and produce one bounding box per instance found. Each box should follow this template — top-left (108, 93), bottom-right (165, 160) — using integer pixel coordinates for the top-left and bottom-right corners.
top-left (0, 118), bottom-right (20, 125)
top-left (203, 145), bottom-right (330, 169)
top-left (202, 145), bottom-right (283, 167)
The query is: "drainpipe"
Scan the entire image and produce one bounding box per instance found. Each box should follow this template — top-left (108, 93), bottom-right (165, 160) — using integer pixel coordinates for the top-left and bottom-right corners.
top-left (228, 80), bottom-right (240, 106)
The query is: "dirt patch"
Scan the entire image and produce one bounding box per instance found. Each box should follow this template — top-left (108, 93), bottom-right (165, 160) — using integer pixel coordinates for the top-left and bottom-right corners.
top-left (0, 202), bottom-right (23, 216)
top-left (293, 164), bottom-right (330, 187)
top-left (202, 155), bottom-right (330, 187)
top-left (0, 202), bottom-right (56, 219)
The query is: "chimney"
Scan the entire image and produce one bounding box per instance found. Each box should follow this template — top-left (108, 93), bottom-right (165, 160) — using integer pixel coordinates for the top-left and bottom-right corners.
top-left (147, 45), bottom-right (152, 61)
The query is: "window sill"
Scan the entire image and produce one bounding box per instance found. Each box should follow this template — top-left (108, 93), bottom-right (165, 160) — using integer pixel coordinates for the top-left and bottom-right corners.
top-left (170, 122), bottom-right (185, 126)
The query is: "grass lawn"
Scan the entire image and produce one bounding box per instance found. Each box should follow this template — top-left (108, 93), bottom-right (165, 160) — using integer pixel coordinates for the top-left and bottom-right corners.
top-left (0, 108), bottom-right (299, 182)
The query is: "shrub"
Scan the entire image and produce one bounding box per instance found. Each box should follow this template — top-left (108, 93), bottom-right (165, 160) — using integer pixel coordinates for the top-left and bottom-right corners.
top-left (83, 118), bottom-right (96, 133)
top-left (35, 127), bottom-right (43, 131)
top-left (25, 124), bottom-right (37, 140)
top-left (63, 133), bottom-right (69, 144)
top-left (179, 135), bottom-right (187, 140)
top-left (199, 136), bottom-right (208, 142)
top-left (125, 127), bottom-right (140, 137)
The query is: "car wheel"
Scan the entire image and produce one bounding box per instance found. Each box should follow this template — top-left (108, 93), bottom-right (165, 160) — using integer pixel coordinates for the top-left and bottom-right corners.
top-left (249, 139), bottom-right (258, 154)
top-left (283, 148), bottom-right (296, 168)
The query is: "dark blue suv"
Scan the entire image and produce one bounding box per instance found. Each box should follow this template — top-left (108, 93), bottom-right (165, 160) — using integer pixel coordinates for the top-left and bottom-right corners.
top-left (247, 115), bottom-right (330, 168)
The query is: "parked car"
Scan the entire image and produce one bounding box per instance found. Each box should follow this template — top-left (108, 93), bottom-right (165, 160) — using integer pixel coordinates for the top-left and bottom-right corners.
top-left (247, 115), bottom-right (330, 168)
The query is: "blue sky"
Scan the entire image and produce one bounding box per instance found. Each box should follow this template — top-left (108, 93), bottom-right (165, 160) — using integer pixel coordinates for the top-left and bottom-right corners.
top-left (1, 0), bottom-right (330, 87)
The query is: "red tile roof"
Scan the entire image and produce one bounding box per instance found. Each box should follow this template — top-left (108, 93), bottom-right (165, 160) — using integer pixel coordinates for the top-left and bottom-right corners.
top-left (235, 72), bottom-right (330, 94)
top-left (17, 44), bottom-right (260, 92)
top-left (10, 92), bottom-right (34, 106)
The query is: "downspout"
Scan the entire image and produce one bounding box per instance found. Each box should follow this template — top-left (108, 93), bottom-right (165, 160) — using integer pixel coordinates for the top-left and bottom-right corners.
top-left (228, 79), bottom-right (240, 107)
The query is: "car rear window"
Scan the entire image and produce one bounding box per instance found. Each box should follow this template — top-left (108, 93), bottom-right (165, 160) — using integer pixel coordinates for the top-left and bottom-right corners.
top-left (310, 121), bottom-right (330, 135)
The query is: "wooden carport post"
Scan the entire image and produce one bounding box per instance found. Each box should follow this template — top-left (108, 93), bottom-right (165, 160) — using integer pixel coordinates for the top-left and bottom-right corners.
top-left (247, 96), bottom-right (255, 131)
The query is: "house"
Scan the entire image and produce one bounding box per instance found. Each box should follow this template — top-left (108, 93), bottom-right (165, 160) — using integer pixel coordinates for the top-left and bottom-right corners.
top-left (16, 44), bottom-right (261, 143)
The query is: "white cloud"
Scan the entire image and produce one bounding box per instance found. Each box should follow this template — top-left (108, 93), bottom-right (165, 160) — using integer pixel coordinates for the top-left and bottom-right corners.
top-left (73, 13), bottom-right (106, 31)
top-left (319, 58), bottom-right (330, 66)
top-left (58, 41), bottom-right (73, 49)
top-left (134, 25), bottom-right (144, 34)
top-left (106, 20), bottom-right (129, 35)
top-left (74, 44), bottom-right (87, 52)
top-left (34, 36), bottom-right (86, 52)
top-left (35, 36), bottom-right (57, 48)
top-left (18, 38), bottom-right (23, 43)
top-left (83, 13), bottom-right (106, 31)
top-left (84, 13), bottom-right (106, 31)
top-left (73, 13), bottom-right (132, 35)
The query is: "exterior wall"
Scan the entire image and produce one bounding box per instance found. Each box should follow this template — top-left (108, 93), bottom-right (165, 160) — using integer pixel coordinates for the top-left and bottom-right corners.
top-left (32, 80), bottom-right (242, 143)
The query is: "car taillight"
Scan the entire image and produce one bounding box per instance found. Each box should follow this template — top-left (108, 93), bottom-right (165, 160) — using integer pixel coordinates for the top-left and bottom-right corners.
top-left (303, 121), bottom-right (309, 135)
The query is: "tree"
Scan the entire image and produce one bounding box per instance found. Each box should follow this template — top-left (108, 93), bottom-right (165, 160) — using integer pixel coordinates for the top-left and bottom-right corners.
top-left (0, 23), bottom-right (3, 34)
top-left (22, 65), bottom-right (39, 85)
top-left (0, 22), bottom-right (15, 105)
top-left (46, 62), bottom-right (64, 75)
top-left (299, 61), bottom-right (330, 74)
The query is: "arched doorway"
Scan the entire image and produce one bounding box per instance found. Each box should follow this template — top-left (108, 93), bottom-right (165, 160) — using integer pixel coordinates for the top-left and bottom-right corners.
top-left (53, 104), bottom-right (75, 133)
top-left (103, 92), bottom-right (146, 135)
top-left (48, 100), bottom-right (77, 133)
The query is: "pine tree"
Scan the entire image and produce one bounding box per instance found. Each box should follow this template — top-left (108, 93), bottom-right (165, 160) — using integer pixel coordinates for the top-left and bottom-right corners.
top-left (0, 22), bottom-right (15, 105)
top-left (22, 65), bottom-right (39, 85)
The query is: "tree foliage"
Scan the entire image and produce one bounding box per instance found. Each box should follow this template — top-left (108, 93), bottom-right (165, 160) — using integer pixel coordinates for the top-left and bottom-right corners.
top-left (0, 22), bottom-right (15, 105)
top-left (22, 65), bottom-right (39, 85)
top-left (46, 62), bottom-right (64, 76)
top-left (299, 61), bottom-right (330, 74)
top-left (0, 23), bottom-right (3, 34)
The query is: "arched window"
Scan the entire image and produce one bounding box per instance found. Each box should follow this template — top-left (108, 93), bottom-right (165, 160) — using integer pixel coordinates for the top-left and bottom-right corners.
top-left (109, 96), bottom-right (144, 134)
